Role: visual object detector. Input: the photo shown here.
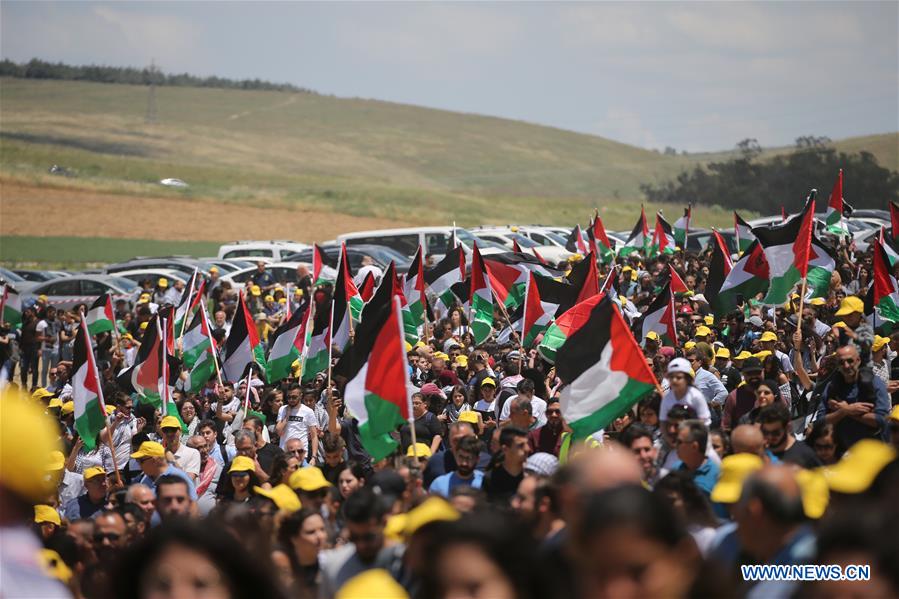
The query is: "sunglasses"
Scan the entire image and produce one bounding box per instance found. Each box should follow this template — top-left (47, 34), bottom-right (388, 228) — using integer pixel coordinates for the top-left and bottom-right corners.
top-left (546, 409), bottom-right (561, 415)
top-left (93, 532), bottom-right (121, 543)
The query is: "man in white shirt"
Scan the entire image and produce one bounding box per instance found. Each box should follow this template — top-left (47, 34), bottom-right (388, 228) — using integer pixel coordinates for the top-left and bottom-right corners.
top-left (353, 256), bottom-right (383, 287)
top-left (211, 382), bottom-right (243, 445)
top-left (103, 393), bottom-right (143, 470)
top-left (160, 415), bottom-right (201, 481)
top-left (498, 379), bottom-right (547, 428)
top-left (276, 384), bottom-right (319, 457)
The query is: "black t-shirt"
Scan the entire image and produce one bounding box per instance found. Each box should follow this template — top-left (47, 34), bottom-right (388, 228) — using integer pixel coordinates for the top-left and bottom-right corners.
top-left (482, 465), bottom-right (523, 505)
top-left (773, 439), bottom-right (822, 469)
top-left (400, 412), bottom-right (442, 451)
top-left (256, 442), bottom-right (284, 476)
top-left (720, 366), bottom-right (742, 393)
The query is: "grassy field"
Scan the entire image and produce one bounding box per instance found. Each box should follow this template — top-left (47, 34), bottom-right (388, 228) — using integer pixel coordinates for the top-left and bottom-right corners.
top-left (0, 236), bottom-right (221, 267)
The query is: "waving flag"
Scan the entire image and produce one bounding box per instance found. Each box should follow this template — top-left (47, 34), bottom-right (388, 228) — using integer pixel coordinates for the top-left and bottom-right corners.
top-left (470, 243), bottom-right (495, 345)
top-left (222, 292), bottom-right (266, 383)
top-left (650, 212), bottom-right (676, 257)
top-left (734, 211), bottom-right (756, 253)
top-left (174, 269), bottom-right (204, 335)
top-left (266, 306), bottom-right (308, 383)
top-left (359, 272), bottom-right (376, 302)
top-left (641, 282), bottom-right (677, 346)
top-left (404, 246), bottom-right (428, 336)
top-left (824, 169), bottom-right (852, 236)
top-left (566, 225), bottom-right (589, 255)
top-left (752, 195), bottom-right (815, 306)
top-left (116, 314), bottom-right (179, 407)
top-left (185, 304), bottom-right (218, 392)
top-left (805, 234), bottom-right (837, 300)
top-left (425, 246), bottom-right (465, 315)
top-left (869, 238), bottom-right (899, 330)
top-left (709, 240), bottom-right (769, 318)
top-left (669, 265), bottom-right (689, 295)
top-left (311, 244), bottom-right (337, 286)
top-left (556, 295), bottom-right (658, 440)
top-left (703, 231), bottom-right (733, 317)
top-left (301, 301), bottom-right (331, 384)
top-left (673, 206), bottom-right (691, 249)
top-left (0, 284), bottom-right (22, 329)
top-left (84, 294), bottom-right (115, 336)
top-left (588, 213), bottom-right (616, 265)
top-left (566, 252), bottom-right (600, 305)
top-left (331, 246), bottom-right (364, 353)
top-left (484, 252), bottom-right (559, 310)
top-left (538, 293), bottom-right (606, 364)
top-left (619, 207), bottom-right (650, 257)
top-left (521, 272), bottom-right (553, 349)
top-left (72, 318), bottom-right (107, 449)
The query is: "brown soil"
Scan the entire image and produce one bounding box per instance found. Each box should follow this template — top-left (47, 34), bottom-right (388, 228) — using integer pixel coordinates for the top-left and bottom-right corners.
top-left (0, 181), bottom-right (412, 242)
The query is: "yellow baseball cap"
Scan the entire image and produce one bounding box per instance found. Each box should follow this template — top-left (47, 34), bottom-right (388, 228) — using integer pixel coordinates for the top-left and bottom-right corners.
top-left (809, 297), bottom-right (826, 306)
top-left (229, 456), bottom-right (257, 474)
top-left (684, 341), bottom-right (696, 351)
top-left (32, 388), bottom-right (54, 400)
top-left (645, 331), bottom-right (660, 341)
top-left (131, 441), bottom-right (166, 459)
top-left (278, 298), bottom-right (287, 305)
top-left (753, 350), bottom-right (772, 360)
top-left (289, 466), bottom-right (332, 492)
top-left (889, 405), bottom-right (899, 422)
top-left (832, 321), bottom-right (847, 329)
top-left (336, 569), bottom-right (409, 599)
top-left (84, 466), bottom-right (107, 481)
top-left (294, 288), bottom-right (303, 296)
top-left (48, 397), bottom-right (63, 409)
top-left (433, 352), bottom-right (449, 362)
top-left (158, 277), bottom-right (168, 288)
top-left (872, 335), bottom-right (889, 352)
top-left (710, 453), bottom-right (764, 504)
top-left (34, 504), bottom-right (61, 526)
top-left (253, 484), bottom-right (302, 513)
top-left (834, 296), bottom-right (864, 316)
top-left (454, 355), bottom-right (469, 368)
top-left (820, 439), bottom-right (897, 494)
top-left (733, 350), bottom-right (752, 361)
top-left (715, 347), bottom-right (731, 359)
top-left (264, 295), bottom-right (274, 302)
top-left (759, 331), bottom-right (778, 342)
top-left (60, 401), bottom-right (74, 416)
top-left (160, 415), bottom-right (181, 430)
top-left (251, 285), bottom-right (262, 296)
top-left (404, 496), bottom-right (460, 537)
top-left (47, 450), bottom-right (65, 472)
top-left (38, 294), bottom-right (48, 302)
top-left (480, 377), bottom-right (496, 387)
top-left (458, 411), bottom-right (479, 425)
top-left (1, 390), bottom-right (63, 502)
top-left (796, 468), bottom-right (829, 519)
top-left (406, 443), bottom-right (432, 458)
top-left (695, 326), bottom-right (712, 338)
top-left (209, 266), bottom-right (219, 273)
top-left (704, 315), bottom-right (715, 326)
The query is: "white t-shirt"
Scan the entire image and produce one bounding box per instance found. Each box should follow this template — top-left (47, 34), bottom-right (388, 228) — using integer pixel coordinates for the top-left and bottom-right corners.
top-left (277, 404), bottom-right (318, 451)
top-left (499, 395), bottom-right (548, 428)
top-left (173, 444), bottom-right (202, 477)
top-left (659, 386), bottom-right (711, 426)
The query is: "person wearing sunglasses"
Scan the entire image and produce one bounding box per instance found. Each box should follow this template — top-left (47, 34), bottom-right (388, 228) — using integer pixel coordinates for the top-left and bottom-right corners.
top-left (92, 510), bottom-right (127, 561)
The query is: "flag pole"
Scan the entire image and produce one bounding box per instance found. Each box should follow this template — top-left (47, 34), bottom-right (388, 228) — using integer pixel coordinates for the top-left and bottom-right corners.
top-left (395, 296), bottom-right (418, 461)
top-left (178, 268), bottom-right (198, 352)
top-left (244, 367), bottom-right (253, 417)
top-left (82, 317), bottom-right (122, 487)
top-left (326, 298), bottom-right (335, 403)
top-left (200, 299), bottom-right (224, 388)
top-left (519, 276), bottom-right (529, 371)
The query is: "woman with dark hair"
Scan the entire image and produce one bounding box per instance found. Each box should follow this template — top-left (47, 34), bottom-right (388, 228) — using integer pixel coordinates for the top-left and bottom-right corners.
top-left (217, 457), bottom-right (261, 504)
top-left (762, 354), bottom-right (793, 406)
top-left (806, 420), bottom-right (841, 464)
top-left (177, 397), bottom-right (202, 442)
top-left (269, 453), bottom-right (302, 487)
top-left (449, 307), bottom-right (470, 337)
top-left (275, 508), bottom-right (329, 596)
top-left (262, 388), bottom-right (285, 444)
top-left (653, 471), bottom-right (719, 555)
top-left (441, 384), bottom-right (471, 424)
top-left (335, 461), bottom-right (366, 500)
top-left (738, 379), bottom-right (782, 426)
top-left (107, 518), bottom-right (286, 599)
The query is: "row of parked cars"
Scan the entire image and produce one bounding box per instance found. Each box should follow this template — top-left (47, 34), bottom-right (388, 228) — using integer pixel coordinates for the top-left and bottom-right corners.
top-left (2, 212), bottom-right (891, 311)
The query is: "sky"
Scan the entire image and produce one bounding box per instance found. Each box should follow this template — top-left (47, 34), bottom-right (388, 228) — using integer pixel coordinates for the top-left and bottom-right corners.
top-left (2, 1), bottom-right (896, 152)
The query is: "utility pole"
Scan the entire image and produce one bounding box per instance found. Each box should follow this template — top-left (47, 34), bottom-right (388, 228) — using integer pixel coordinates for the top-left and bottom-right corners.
top-left (145, 59), bottom-right (158, 124)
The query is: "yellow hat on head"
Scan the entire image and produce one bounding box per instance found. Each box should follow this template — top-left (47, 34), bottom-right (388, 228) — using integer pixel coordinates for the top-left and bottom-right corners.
top-left (796, 468), bottom-right (829, 519)
top-left (704, 315), bottom-right (714, 326)
top-left (715, 347), bottom-right (731, 359)
top-left (131, 441), bottom-right (166, 460)
top-left (32, 388), bottom-right (54, 400)
top-left (228, 456), bottom-right (256, 474)
top-left (60, 401), bottom-right (74, 416)
top-left (0, 390), bottom-right (63, 502)
top-left (694, 326), bottom-right (712, 338)
top-left (480, 377), bottom-right (496, 387)
top-left (872, 335), bottom-right (889, 352)
top-left (38, 549), bottom-right (72, 584)
top-left (404, 496), bottom-right (460, 537)
top-left (209, 266), bottom-right (219, 274)
top-left (710, 453), bottom-right (764, 504)
top-left (733, 350), bottom-right (752, 361)
top-left (38, 294), bottom-right (48, 302)
top-left (83, 466), bottom-right (106, 481)
top-left (832, 321), bottom-right (847, 329)
top-left (289, 466), bottom-right (332, 492)
top-left (264, 295), bottom-right (274, 302)
top-left (684, 341), bottom-right (696, 351)
top-left (34, 504), bottom-right (61, 526)
top-left (47, 450), bottom-right (65, 472)
top-left (251, 285), bottom-right (262, 296)
top-left (404, 341), bottom-right (413, 353)
top-left (753, 350), bottom-right (772, 360)
top-left (278, 298), bottom-right (287, 305)
top-left (454, 355), bottom-right (468, 368)
top-left (253, 484), bottom-right (302, 513)
top-left (158, 277), bottom-right (168, 288)
top-left (294, 288), bottom-right (303, 296)
top-left (834, 296), bottom-right (864, 316)
top-left (336, 569), bottom-right (409, 599)
top-left (433, 352), bottom-right (449, 362)
top-left (406, 443), bottom-right (432, 458)
top-left (759, 331), bottom-right (778, 342)
top-left (105, 405), bottom-right (116, 415)
top-left (48, 397), bottom-right (63, 409)
top-left (160, 415), bottom-right (181, 430)
top-left (809, 297), bottom-right (826, 306)
top-left (821, 439), bottom-right (897, 494)
top-left (645, 331), bottom-right (660, 341)
top-left (458, 411), bottom-right (479, 425)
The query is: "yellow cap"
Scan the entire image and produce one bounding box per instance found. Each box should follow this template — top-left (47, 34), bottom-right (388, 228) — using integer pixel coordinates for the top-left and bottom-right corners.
top-left (47, 450), bottom-right (65, 472)
top-left (808, 297), bottom-right (826, 306)
top-left (289, 466), bottom-right (332, 492)
top-left (458, 411), bottom-right (479, 425)
top-left (84, 466), bottom-right (107, 481)
top-left (335, 569), bottom-right (409, 599)
top-left (753, 350), bottom-right (772, 360)
top-left (404, 341), bottom-right (413, 353)
top-left (32, 388), bottom-right (54, 400)
top-left (433, 352), bottom-right (449, 361)
top-left (710, 453), bottom-right (764, 504)
top-left (684, 341), bottom-right (696, 351)
top-left (34, 504), bottom-right (61, 526)
top-left (694, 326), bottom-right (712, 338)
top-left (48, 397), bottom-right (63, 409)
top-left (38, 294), bottom-right (48, 302)
top-left (278, 298), bottom-right (287, 304)
top-left (454, 355), bottom-right (468, 368)
top-left (253, 484), bottom-right (302, 513)
top-left (251, 285), bottom-right (262, 296)
top-left (384, 513), bottom-right (408, 543)
top-left (160, 415), bottom-right (181, 430)
top-left (733, 351), bottom-right (752, 361)
top-left (158, 277), bottom-right (168, 288)
top-left (480, 377), bottom-right (496, 387)
top-left (294, 288), bottom-right (303, 296)
top-left (139, 322), bottom-right (149, 330)
top-left (105, 405), bottom-right (116, 415)
top-left (645, 331), bottom-right (660, 341)
top-left (209, 266), bottom-right (219, 273)
top-left (872, 335), bottom-right (889, 352)
top-left (131, 441), bottom-right (166, 459)
top-left (796, 468), bottom-right (829, 519)
top-left (406, 443), bottom-right (432, 458)
top-left (60, 401), bottom-right (74, 416)
top-left (264, 295), bottom-right (274, 302)
top-left (228, 456), bottom-right (256, 474)
top-left (704, 315), bottom-right (715, 326)
top-left (715, 347), bottom-right (731, 359)
top-left (889, 405), bottom-right (899, 422)
top-left (759, 331), bottom-right (778, 342)
top-left (404, 496), bottom-right (460, 537)
top-left (0, 390), bottom-right (63, 501)
top-left (821, 439), bottom-right (897, 494)
top-left (834, 295), bottom-right (864, 316)
top-left (38, 549), bottom-right (72, 584)
top-left (832, 321), bottom-right (847, 329)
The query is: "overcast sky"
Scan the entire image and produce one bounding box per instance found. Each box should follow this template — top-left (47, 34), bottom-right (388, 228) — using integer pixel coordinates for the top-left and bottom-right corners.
top-left (2, 1), bottom-right (896, 152)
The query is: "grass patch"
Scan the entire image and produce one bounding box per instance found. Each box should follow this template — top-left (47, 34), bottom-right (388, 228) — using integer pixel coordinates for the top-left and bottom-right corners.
top-left (0, 236), bottom-right (221, 268)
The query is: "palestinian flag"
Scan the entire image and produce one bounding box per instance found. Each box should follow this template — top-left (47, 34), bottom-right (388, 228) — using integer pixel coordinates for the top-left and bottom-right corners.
top-left (425, 246), bottom-right (465, 315)
top-left (512, 238), bottom-right (524, 254)
top-left (301, 301), bottom-right (331, 384)
top-left (538, 293), bottom-right (606, 363)
top-left (392, 270), bottom-right (420, 345)
top-left (556, 295), bottom-right (658, 440)
top-left (312, 244), bottom-right (336, 286)
top-left (266, 306), bottom-right (307, 383)
top-left (703, 231), bottom-right (734, 317)
top-left (669, 265), bottom-right (689, 295)
top-left (84, 294), bottom-right (115, 336)
top-left (619, 208), bottom-right (650, 257)
top-left (331, 246), bottom-right (363, 353)
top-left (343, 296), bottom-right (412, 461)
top-left (869, 238), bottom-right (899, 329)
top-left (752, 195), bottom-right (815, 306)
top-left (185, 305), bottom-right (217, 393)
top-left (484, 252), bottom-right (559, 310)
top-left (566, 252), bottom-right (600, 305)
top-left (451, 277), bottom-right (471, 314)
top-left (531, 247), bottom-right (548, 266)
top-left (117, 315), bottom-right (162, 401)
top-left (181, 305), bottom-right (213, 369)
top-left (709, 240), bottom-right (769, 318)
top-left (880, 228), bottom-right (899, 267)
top-left (641, 282), bottom-right (676, 346)
top-left (470, 244), bottom-right (495, 345)
top-left (566, 225), bottom-right (589, 255)
top-left (72, 318), bottom-right (107, 449)
top-left (359, 272), bottom-right (376, 302)
top-left (650, 212), bottom-right (676, 257)
top-left (891, 202), bottom-right (899, 242)
top-left (222, 292), bottom-right (266, 383)
top-left (588, 213), bottom-right (616, 265)
top-left (734, 211), bottom-right (756, 253)
top-left (805, 234), bottom-right (837, 300)
top-left (403, 246), bottom-right (427, 336)
top-left (673, 206), bottom-right (691, 249)
top-left (824, 169), bottom-right (852, 237)
top-left (173, 269), bottom-right (202, 334)
top-left (0, 284), bottom-right (22, 329)
top-left (521, 272), bottom-right (553, 348)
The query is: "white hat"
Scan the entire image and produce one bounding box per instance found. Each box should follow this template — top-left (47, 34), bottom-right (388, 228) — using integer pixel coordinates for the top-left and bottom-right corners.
top-left (667, 357), bottom-right (694, 378)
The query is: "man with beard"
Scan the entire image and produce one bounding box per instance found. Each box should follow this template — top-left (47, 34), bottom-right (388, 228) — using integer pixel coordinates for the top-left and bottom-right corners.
top-left (92, 510), bottom-right (127, 561)
top-left (528, 398), bottom-right (564, 456)
top-left (428, 436), bottom-right (484, 497)
top-left (722, 357), bottom-right (764, 430)
top-left (511, 474), bottom-right (565, 542)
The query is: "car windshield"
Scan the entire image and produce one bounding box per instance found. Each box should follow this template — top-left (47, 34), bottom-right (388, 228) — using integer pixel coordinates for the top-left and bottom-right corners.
top-left (455, 229), bottom-right (507, 251)
top-left (0, 268), bottom-right (26, 283)
top-left (544, 232), bottom-right (569, 246)
top-left (509, 233), bottom-right (539, 248)
top-left (108, 277), bottom-right (140, 292)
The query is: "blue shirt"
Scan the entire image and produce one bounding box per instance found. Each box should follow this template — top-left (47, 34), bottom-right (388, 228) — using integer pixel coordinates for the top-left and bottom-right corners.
top-left (429, 470), bottom-right (484, 498)
top-left (693, 368), bottom-right (728, 406)
top-left (677, 459), bottom-right (720, 497)
top-left (138, 465), bottom-right (198, 501)
top-left (816, 376), bottom-right (891, 449)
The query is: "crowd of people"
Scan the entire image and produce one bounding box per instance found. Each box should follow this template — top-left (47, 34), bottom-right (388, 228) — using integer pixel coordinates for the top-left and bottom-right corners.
top-left (1, 229), bottom-right (898, 599)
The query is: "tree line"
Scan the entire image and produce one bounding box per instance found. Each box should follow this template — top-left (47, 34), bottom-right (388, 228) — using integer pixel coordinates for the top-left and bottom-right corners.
top-left (0, 58), bottom-right (318, 95)
top-left (641, 136), bottom-right (899, 212)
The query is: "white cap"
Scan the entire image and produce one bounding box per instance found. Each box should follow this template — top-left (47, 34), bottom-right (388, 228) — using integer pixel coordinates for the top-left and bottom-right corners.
top-left (667, 357), bottom-right (694, 378)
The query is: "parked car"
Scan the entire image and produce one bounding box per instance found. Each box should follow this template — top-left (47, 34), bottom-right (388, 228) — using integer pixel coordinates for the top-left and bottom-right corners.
top-left (11, 269), bottom-right (69, 282)
top-left (336, 227), bottom-right (506, 262)
top-left (198, 259), bottom-right (254, 273)
top-left (469, 226), bottom-right (573, 264)
top-left (22, 275), bottom-right (138, 311)
top-left (0, 267), bottom-right (28, 285)
top-left (105, 257), bottom-right (216, 277)
top-left (283, 244), bottom-right (412, 274)
top-left (217, 241), bottom-right (309, 262)
top-left (113, 269), bottom-right (189, 287)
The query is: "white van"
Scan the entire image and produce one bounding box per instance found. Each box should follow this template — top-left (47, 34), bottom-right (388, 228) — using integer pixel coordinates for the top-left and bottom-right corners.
top-left (336, 227), bottom-right (506, 260)
top-left (217, 240), bottom-right (309, 262)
